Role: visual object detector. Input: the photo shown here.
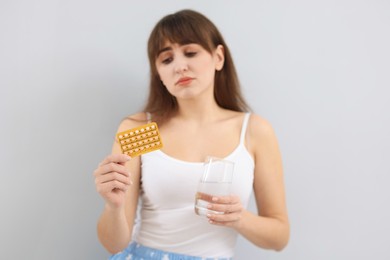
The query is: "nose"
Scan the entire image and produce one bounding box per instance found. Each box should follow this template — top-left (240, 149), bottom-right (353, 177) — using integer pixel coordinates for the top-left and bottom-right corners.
top-left (174, 56), bottom-right (188, 74)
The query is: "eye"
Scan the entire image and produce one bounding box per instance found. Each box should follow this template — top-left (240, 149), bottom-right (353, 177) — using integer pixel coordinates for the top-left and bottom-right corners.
top-left (161, 57), bottom-right (173, 64)
top-left (185, 52), bottom-right (197, 57)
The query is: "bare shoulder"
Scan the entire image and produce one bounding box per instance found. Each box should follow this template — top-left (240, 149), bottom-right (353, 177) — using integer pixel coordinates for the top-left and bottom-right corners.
top-left (116, 112), bottom-right (149, 133)
top-left (246, 113), bottom-right (279, 154)
top-left (248, 113), bottom-right (276, 139)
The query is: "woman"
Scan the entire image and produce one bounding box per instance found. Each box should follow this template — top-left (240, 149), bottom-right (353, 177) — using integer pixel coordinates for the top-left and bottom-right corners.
top-left (94, 9), bottom-right (289, 260)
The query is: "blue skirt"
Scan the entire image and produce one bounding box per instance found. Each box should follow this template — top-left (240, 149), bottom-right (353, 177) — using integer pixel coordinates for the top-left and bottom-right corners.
top-left (109, 242), bottom-right (233, 260)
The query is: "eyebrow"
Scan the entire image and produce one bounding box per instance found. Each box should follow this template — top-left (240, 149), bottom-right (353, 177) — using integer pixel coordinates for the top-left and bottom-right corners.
top-left (157, 46), bottom-right (173, 57)
top-left (157, 43), bottom-right (196, 57)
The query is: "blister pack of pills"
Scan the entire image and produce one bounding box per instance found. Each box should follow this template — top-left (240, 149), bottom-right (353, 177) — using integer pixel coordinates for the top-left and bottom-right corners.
top-left (116, 122), bottom-right (163, 157)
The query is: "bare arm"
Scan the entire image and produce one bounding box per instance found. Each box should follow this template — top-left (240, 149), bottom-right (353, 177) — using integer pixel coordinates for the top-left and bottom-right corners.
top-left (207, 114), bottom-right (290, 250)
top-left (95, 116), bottom-right (144, 253)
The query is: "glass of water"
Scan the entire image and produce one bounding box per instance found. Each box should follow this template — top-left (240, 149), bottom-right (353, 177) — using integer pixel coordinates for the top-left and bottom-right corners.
top-left (194, 156), bottom-right (235, 216)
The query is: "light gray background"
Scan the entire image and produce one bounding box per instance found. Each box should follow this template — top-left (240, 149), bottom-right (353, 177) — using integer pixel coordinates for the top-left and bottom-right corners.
top-left (1, 0), bottom-right (389, 259)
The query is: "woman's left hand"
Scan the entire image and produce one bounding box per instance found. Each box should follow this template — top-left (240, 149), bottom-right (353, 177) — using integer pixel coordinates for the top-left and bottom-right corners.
top-left (206, 195), bottom-right (244, 229)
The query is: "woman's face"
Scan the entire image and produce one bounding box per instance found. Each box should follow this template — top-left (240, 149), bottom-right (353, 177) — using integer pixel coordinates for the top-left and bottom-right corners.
top-left (155, 42), bottom-right (224, 101)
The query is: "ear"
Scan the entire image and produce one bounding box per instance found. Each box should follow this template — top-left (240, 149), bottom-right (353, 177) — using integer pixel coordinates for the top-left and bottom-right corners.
top-left (214, 45), bottom-right (225, 71)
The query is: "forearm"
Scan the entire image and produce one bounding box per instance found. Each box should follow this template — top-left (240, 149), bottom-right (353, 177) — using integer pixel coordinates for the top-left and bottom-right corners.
top-left (97, 205), bottom-right (132, 254)
top-left (236, 210), bottom-right (289, 251)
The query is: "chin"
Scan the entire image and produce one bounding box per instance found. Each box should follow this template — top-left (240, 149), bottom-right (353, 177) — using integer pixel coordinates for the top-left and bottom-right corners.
top-left (172, 90), bottom-right (199, 100)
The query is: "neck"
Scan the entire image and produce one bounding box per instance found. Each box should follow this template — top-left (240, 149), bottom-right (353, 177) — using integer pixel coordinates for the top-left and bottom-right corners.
top-left (175, 96), bottom-right (224, 124)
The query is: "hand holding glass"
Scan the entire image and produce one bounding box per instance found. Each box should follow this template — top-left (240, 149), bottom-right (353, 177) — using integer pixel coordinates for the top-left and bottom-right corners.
top-left (194, 157), bottom-right (235, 216)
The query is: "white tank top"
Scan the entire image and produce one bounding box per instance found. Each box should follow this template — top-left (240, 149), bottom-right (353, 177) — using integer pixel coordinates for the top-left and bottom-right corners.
top-left (133, 113), bottom-right (254, 258)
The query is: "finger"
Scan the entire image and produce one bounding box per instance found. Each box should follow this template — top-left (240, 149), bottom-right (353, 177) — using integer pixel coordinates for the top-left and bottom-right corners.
top-left (207, 202), bottom-right (242, 214)
top-left (108, 180), bottom-right (129, 192)
top-left (207, 211), bottom-right (242, 223)
top-left (208, 219), bottom-right (236, 227)
top-left (97, 180), bottom-right (129, 194)
top-left (98, 154), bottom-right (131, 167)
top-left (211, 195), bottom-right (240, 205)
top-left (94, 163), bottom-right (130, 178)
top-left (96, 171), bottom-right (132, 186)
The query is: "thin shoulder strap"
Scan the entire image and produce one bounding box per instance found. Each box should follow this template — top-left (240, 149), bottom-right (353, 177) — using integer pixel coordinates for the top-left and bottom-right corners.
top-left (239, 113), bottom-right (251, 144)
top-left (145, 112), bottom-right (152, 123)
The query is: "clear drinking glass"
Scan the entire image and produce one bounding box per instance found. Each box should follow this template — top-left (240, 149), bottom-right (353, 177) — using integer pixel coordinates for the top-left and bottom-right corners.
top-left (194, 156), bottom-right (235, 216)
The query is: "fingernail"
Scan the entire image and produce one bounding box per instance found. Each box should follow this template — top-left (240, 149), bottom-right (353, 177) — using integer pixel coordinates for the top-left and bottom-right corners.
top-left (212, 197), bottom-right (218, 202)
top-left (125, 155), bottom-right (131, 161)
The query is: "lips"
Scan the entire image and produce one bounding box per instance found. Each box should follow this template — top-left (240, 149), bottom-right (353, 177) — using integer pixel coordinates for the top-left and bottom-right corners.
top-left (176, 77), bottom-right (194, 86)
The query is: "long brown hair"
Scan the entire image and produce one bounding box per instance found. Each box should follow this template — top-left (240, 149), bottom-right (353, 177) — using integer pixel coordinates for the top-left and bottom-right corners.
top-left (143, 9), bottom-right (250, 121)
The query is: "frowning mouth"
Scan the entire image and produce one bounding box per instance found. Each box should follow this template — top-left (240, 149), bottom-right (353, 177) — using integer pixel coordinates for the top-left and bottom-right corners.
top-left (175, 77), bottom-right (194, 86)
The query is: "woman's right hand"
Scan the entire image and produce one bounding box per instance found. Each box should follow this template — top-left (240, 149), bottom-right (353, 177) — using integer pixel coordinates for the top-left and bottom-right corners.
top-left (94, 154), bottom-right (132, 210)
